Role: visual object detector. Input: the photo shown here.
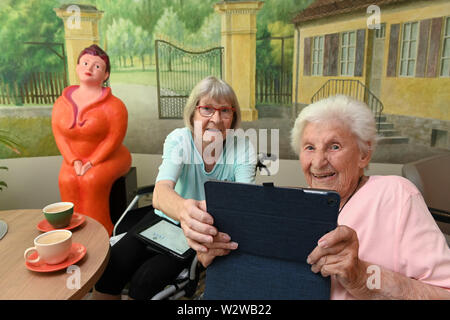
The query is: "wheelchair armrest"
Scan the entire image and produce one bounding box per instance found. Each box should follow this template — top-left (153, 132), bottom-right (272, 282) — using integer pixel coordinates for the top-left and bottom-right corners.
top-left (429, 207), bottom-right (450, 224)
top-left (137, 185), bottom-right (155, 196)
top-left (113, 185), bottom-right (155, 237)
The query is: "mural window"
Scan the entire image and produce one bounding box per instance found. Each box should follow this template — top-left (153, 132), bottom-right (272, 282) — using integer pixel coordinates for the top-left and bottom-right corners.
top-left (340, 31), bottom-right (356, 76)
top-left (440, 17), bottom-right (450, 77)
top-left (375, 23), bottom-right (386, 39)
top-left (312, 36), bottom-right (324, 75)
top-left (399, 21), bottom-right (418, 77)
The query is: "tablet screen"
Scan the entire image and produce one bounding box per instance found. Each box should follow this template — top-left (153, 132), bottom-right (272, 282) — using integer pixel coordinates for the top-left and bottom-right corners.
top-left (138, 220), bottom-right (190, 255)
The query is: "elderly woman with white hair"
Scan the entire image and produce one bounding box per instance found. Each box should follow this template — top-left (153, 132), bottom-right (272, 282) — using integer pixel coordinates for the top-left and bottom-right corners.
top-left (291, 95), bottom-right (450, 299)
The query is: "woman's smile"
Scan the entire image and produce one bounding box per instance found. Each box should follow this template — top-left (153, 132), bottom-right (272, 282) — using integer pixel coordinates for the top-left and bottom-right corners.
top-left (300, 120), bottom-right (369, 201)
top-left (312, 171), bottom-right (336, 179)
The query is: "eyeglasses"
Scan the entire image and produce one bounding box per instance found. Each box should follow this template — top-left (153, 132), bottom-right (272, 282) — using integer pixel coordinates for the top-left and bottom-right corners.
top-left (196, 105), bottom-right (235, 119)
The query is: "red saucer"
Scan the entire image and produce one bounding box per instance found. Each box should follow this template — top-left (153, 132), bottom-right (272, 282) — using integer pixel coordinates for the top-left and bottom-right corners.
top-left (25, 243), bottom-right (87, 272)
top-left (37, 213), bottom-right (85, 232)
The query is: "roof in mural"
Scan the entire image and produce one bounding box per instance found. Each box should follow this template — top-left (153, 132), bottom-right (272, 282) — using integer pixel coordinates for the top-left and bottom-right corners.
top-left (293, 0), bottom-right (422, 24)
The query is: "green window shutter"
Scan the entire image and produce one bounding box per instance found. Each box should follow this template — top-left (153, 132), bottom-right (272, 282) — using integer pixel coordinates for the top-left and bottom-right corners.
top-left (426, 17), bottom-right (443, 77)
top-left (415, 19), bottom-right (431, 77)
top-left (387, 24), bottom-right (400, 77)
top-left (354, 29), bottom-right (366, 77)
top-left (304, 37), bottom-right (312, 76)
top-left (324, 33), bottom-right (339, 76)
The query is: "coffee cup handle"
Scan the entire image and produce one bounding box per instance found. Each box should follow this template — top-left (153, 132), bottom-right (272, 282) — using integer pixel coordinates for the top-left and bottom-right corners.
top-left (24, 247), bottom-right (40, 264)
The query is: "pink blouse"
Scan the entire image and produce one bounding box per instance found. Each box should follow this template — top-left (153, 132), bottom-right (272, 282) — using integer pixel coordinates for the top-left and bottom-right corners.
top-left (331, 175), bottom-right (450, 299)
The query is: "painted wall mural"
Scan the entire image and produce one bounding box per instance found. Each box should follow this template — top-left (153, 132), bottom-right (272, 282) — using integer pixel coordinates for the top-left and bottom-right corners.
top-left (0, 0), bottom-right (448, 166)
top-left (0, 0), bottom-right (310, 160)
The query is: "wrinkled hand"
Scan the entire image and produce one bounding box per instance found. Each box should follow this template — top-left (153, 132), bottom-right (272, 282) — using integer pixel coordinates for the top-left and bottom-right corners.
top-left (307, 225), bottom-right (367, 294)
top-left (178, 199), bottom-right (218, 252)
top-left (197, 232), bottom-right (238, 268)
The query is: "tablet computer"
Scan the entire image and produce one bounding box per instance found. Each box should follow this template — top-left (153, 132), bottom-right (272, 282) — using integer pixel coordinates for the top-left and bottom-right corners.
top-left (203, 180), bottom-right (340, 299)
top-left (134, 215), bottom-right (195, 261)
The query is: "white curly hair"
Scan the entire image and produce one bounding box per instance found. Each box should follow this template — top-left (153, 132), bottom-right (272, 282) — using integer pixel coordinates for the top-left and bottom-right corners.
top-left (290, 95), bottom-right (378, 156)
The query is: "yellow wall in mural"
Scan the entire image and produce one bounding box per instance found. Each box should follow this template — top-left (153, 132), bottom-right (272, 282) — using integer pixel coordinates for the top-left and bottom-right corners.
top-left (293, 0), bottom-right (450, 121)
top-left (215, 1), bottom-right (263, 121)
top-left (54, 5), bottom-right (103, 86)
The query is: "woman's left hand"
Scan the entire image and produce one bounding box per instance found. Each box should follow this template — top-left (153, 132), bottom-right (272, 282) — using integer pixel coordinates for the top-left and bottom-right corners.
top-left (306, 225), bottom-right (368, 294)
top-left (80, 161), bottom-right (92, 176)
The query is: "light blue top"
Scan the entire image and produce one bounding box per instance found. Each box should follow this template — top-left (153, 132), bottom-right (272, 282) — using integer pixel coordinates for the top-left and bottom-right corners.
top-left (155, 127), bottom-right (257, 223)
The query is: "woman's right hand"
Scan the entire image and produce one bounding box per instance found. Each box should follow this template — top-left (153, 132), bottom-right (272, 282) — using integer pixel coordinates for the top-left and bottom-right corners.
top-left (178, 199), bottom-right (218, 252)
top-left (178, 199), bottom-right (239, 266)
top-left (153, 181), bottom-right (238, 260)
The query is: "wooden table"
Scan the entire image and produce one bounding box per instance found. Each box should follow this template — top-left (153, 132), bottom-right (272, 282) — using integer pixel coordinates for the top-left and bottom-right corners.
top-left (0, 209), bottom-right (110, 300)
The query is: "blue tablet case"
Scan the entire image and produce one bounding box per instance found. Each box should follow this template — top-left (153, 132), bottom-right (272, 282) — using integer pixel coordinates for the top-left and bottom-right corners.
top-left (203, 181), bottom-right (340, 300)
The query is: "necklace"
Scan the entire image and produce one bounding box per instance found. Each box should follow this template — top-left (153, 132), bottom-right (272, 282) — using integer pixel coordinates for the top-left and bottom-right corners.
top-left (339, 175), bottom-right (363, 213)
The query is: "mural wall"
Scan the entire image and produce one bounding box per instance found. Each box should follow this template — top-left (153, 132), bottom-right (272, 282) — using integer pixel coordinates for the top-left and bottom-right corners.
top-left (0, 0), bottom-right (448, 167)
top-left (0, 0), bottom-right (311, 159)
top-left (292, 0), bottom-right (450, 151)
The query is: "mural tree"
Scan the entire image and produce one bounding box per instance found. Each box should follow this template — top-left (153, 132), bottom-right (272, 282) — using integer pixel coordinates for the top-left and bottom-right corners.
top-left (0, 0), bottom-right (64, 105)
top-left (0, 0), bottom-right (313, 104)
top-left (255, 0), bottom-right (314, 104)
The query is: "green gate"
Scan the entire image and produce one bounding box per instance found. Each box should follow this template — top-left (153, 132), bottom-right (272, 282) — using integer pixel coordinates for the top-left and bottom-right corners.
top-left (155, 40), bottom-right (223, 119)
top-left (256, 35), bottom-right (293, 105)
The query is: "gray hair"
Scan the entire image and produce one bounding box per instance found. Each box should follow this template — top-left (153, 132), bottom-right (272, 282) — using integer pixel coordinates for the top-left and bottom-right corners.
top-left (183, 76), bottom-right (241, 131)
top-left (290, 95), bottom-right (377, 156)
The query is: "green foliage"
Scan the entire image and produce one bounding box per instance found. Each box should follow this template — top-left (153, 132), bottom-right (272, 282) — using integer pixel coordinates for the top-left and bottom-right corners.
top-left (152, 5), bottom-right (220, 49)
top-left (0, 0), bottom-right (64, 85)
top-left (268, 21), bottom-right (295, 72)
top-left (172, 0), bottom-right (217, 34)
top-left (0, 129), bottom-right (23, 191)
top-left (0, 130), bottom-right (22, 156)
top-left (256, 26), bottom-right (275, 72)
top-left (257, 0), bottom-right (314, 34)
top-left (0, 166), bottom-right (7, 191)
top-left (0, 118), bottom-right (58, 159)
top-left (133, 0), bottom-right (166, 36)
top-left (106, 18), bottom-right (153, 69)
top-left (0, 0), bottom-right (314, 83)
top-left (154, 7), bottom-right (186, 44)
top-left (255, 0), bottom-right (313, 74)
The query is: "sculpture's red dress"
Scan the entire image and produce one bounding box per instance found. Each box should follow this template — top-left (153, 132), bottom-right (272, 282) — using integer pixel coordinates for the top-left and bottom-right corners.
top-left (52, 86), bottom-right (131, 235)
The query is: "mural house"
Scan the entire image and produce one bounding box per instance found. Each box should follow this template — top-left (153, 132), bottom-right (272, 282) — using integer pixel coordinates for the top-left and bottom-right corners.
top-left (292, 0), bottom-right (450, 150)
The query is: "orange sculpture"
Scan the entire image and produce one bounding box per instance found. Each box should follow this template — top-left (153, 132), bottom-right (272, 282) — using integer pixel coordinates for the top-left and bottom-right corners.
top-left (52, 45), bottom-right (131, 235)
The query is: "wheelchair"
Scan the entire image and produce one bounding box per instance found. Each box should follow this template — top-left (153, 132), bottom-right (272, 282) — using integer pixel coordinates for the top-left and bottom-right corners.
top-left (111, 185), bottom-right (204, 300)
top-left (108, 152), bottom-right (276, 299)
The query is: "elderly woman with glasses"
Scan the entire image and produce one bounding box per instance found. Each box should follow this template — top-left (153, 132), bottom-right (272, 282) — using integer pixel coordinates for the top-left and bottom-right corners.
top-left (93, 76), bottom-right (256, 299)
top-left (153, 76), bottom-right (256, 266)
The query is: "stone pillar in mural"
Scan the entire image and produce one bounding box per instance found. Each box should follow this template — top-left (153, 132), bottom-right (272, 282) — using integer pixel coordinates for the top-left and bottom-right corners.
top-left (214, 1), bottom-right (264, 121)
top-left (54, 4), bottom-right (103, 85)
